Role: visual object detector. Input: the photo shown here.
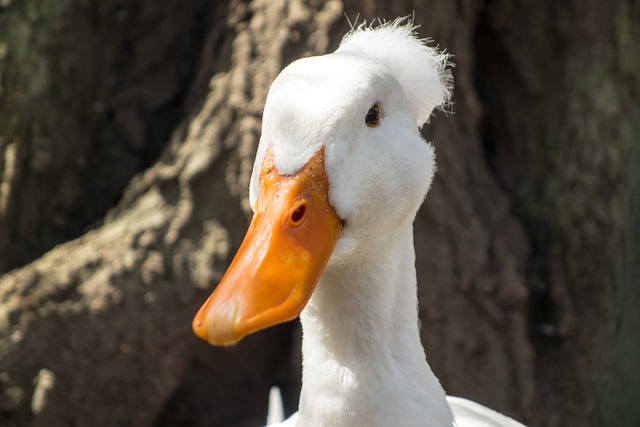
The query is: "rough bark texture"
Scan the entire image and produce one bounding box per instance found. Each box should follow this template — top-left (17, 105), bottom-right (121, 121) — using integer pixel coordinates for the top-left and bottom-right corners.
top-left (475, 1), bottom-right (640, 425)
top-left (0, 0), bottom-right (214, 273)
top-left (0, 0), bottom-right (637, 427)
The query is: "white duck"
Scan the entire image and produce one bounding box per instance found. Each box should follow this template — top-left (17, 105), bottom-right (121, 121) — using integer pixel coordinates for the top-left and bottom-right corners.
top-left (193, 20), bottom-right (527, 427)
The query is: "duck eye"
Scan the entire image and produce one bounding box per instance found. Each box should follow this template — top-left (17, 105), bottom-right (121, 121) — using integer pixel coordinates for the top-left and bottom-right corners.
top-left (365, 104), bottom-right (381, 128)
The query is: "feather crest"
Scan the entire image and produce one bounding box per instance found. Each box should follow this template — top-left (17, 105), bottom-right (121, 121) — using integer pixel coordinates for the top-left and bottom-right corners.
top-left (337, 17), bottom-right (453, 126)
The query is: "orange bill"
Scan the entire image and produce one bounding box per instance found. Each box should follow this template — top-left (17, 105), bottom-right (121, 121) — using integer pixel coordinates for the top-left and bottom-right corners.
top-left (192, 147), bottom-right (342, 345)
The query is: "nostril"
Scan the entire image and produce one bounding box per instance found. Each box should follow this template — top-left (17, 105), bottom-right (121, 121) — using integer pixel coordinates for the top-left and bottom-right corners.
top-left (291, 204), bottom-right (306, 224)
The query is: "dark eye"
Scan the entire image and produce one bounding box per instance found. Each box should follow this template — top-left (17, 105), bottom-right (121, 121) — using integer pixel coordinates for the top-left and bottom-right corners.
top-left (365, 103), bottom-right (381, 127)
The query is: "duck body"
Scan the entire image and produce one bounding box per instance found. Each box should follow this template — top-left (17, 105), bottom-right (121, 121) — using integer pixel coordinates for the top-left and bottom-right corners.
top-left (193, 19), bottom-right (527, 427)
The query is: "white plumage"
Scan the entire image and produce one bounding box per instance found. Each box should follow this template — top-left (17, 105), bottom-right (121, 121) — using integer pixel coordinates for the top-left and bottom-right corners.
top-left (195, 18), bottom-right (527, 427)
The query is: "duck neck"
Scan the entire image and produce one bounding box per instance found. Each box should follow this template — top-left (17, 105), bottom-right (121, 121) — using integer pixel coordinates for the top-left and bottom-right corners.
top-left (297, 226), bottom-right (453, 427)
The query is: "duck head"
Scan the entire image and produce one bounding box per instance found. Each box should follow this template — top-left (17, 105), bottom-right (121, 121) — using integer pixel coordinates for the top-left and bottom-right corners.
top-left (193, 21), bottom-right (451, 345)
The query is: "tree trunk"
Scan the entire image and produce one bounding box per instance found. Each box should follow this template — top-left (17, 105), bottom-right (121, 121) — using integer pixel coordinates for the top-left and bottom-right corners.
top-left (0, 0), bottom-right (637, 426)
top-left (475, 1), bottom-right (640, 425)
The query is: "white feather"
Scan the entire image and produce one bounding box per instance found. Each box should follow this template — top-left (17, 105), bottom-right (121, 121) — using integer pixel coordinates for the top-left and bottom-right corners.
top-left (249, 19), bottom-right (526, 427)
top-left (337, 18), bottom-right (452, 126)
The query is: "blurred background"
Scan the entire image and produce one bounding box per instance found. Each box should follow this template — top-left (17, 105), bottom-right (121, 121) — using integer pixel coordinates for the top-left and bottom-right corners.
top-left (0, 0), bottom-right (638, 426)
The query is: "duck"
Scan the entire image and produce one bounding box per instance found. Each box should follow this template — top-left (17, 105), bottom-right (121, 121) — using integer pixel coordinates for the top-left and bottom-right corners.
top-left (192, 19), bottom-right (527, 427)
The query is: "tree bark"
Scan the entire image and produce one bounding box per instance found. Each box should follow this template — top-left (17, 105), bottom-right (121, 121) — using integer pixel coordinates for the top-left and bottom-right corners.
top-left (0, 0), bottom-right (637, 426)
top-left (475, 1), bottom-right (640, 425)
top-left (0, 0), bottom-right (215, 273)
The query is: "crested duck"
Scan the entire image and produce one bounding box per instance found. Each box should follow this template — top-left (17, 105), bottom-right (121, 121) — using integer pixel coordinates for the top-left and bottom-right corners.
top-left (193, 19), bottom-right (527, 427)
